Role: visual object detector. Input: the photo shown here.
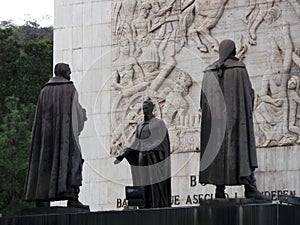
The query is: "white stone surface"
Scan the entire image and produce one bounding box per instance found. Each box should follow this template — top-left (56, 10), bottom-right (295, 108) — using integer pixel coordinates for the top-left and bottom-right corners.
top-left (72, 27), bottom-right (83, 49)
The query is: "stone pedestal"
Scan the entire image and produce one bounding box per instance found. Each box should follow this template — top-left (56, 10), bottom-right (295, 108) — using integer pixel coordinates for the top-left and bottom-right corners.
top-left (1, 204), bottom-right (299, 225)
top-left (199, 198), bottom-right (272, 206)
top-left (21, 206), bottom-right (90, 216)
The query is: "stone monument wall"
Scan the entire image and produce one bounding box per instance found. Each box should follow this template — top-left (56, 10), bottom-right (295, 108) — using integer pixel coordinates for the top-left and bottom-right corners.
top-left (54, 0), bottom-right (300, 210)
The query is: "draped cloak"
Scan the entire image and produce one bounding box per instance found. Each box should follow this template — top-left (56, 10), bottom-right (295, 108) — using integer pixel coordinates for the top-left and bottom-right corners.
top-left (25, 76), bottom-right (86, 201)
top-left (118, 117), bottom-right (171, 208)
top-left (199, 58), bottom-right (258, 185)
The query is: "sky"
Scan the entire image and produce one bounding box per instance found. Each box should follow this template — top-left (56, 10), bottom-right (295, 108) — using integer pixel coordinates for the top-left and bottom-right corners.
top-left (0, 0), bottom-right (54, 27)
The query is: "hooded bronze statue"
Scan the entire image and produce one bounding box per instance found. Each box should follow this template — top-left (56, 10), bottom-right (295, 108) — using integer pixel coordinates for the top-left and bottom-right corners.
top-left (25, 63), bottom-right (89, 209)
top-left (199, 40), bottom-right (268, 200)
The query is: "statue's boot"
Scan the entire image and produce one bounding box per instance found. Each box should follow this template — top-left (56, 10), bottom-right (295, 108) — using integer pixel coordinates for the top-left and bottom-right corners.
top-left (35, 200), bottom-right (50, 207)
top-left (67, 187), bottom-right (90, 210)
top-left (67, 199), bottom-right (90, 210)
top-left (244, 175), bottom-right (271, 201)
top-left (215, 185), bottom-right (226, 198)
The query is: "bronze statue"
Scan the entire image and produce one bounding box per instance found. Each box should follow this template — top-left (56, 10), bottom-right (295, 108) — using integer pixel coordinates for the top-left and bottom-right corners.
top-left (199, 40), bottom-right (268, 200)
top-left (115, 100), bottom-right (171, 208)
top-left (25, 63), bottom-right (89, 209)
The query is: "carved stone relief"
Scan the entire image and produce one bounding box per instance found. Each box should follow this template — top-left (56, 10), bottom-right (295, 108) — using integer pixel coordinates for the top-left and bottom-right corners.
top-left (110, 0), bottom-right (300, 153)
top-left (243, 0), bottom-right (276, 45)
top-left (111, 0), bottom-right (206, 156)
top-left (288, 0), bottom-right (300, 19)
top-left (184, 0), bottom-right (229, 52)
top-left (287, 75), bottom-right (300, 144)
top-left (253, 5), bottom-right (300, 147)
top-left (110, 67), bottom-right (200, 156)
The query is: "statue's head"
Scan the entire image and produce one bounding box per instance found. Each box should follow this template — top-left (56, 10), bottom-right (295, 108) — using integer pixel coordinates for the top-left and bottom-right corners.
top-left (140, 2), bottom-right (152, 18)
top-left (119, 38), bottom-right (130, 55)
top-left (264, 6), bottom-right (281, 25)
top-left (142, 100), bottom-right (154, 117)
top-left (219, 39), bottom-right (236, 60)
top-left (176, 71), bottom-right (192, 91)
top-left (54, 63), bottom-right (71, 80)
top-left (288, 75), bottom-right (300, 90)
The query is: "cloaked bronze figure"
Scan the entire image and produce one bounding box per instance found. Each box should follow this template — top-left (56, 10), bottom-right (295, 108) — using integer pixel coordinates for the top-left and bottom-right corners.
top-left (115, 100), bottom-right (171, 208)
top-left (199, 40), bottom-right (268, 200)
top-left (25, 63), bottom-right (89, 209)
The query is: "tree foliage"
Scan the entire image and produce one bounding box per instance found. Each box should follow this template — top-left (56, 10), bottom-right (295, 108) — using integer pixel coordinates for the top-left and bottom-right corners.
top-left (0, 96), bottom-right (35, 215)
top-left (0, 20), bottom-right (53, 216)
top-left (0, 21), bottom-right (53, 113)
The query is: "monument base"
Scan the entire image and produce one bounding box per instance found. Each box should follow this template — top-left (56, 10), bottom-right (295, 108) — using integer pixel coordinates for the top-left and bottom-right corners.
top-left (199, 198), bottom-right (272, 205)
top-left (21, 206), bottom-right (90, 215)
top-left (1, 203), bottom-right (299, 225)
